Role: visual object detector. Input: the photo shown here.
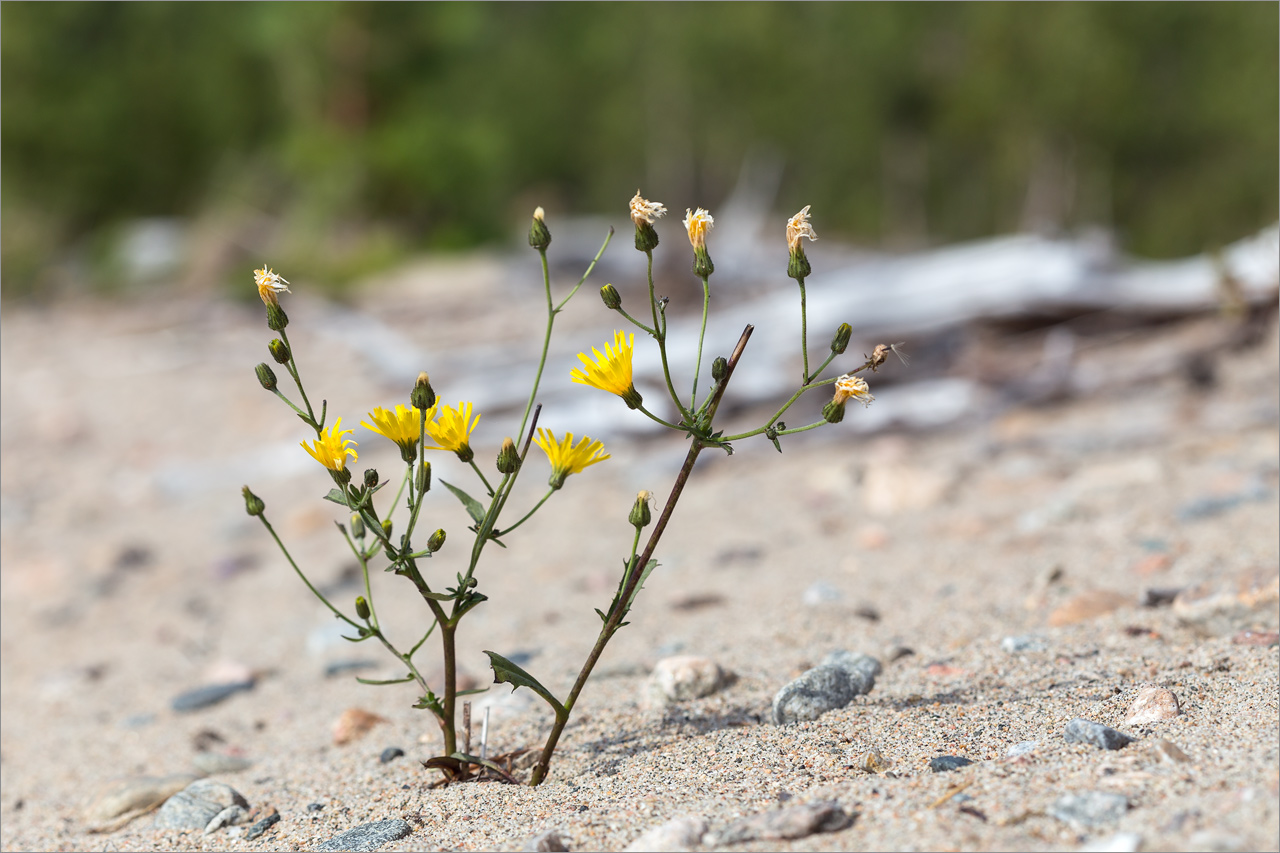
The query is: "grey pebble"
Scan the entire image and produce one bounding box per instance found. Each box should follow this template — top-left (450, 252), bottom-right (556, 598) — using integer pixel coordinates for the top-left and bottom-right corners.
top-left (1006, 740), bottom-right (1040, 757)
top-left (1064, 717), bottom-right (1134, 751)
top-left (929, 755), bottom-right (974, 772)
top-left (623, 816), bottom-right (707, 852)
top-left (153, 779), bottom-right (249, 830)
top-left (709, 801), bottom-right (852, 845)
top-left (523, 828), bottom-right (570, 852)
top-left (379, 747), bottom-right (405, 764)
top-left (314, 818), bottom-right (413, 851)
top-left (1080, 832), bottom-right (1143, 852)
top-left (203, 804), bottom-right (248, 835)
top-left (1050, 791), bottom-right (1129, 826)
top-left (1000, 634), bottom-right (1047, 654)
top-left (83, 773), bottom-right (203, 827)
top-left (192, 752), bottom-right (253, 775)
top-left (802, 581), bottom-right (843, 606)
top-left (246, 812), bottom-right (281, 840)
top-left (771, 651), bottom-right (880, 725)
top-left (324, 659), bottom-right (379, 678)
top-left (170, 680), bottom-right (255, 713)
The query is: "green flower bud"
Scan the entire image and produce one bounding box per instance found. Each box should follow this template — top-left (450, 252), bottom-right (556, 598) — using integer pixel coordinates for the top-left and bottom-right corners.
top-left (529, 207), bottom-right (551, 250)
top-left (331, 467), bottom-right (352, 486)
top-left (268, 338), bottom-right (291, 364)
top-left (454, 443), bottom-right (475, 464)
top-left (350, 513), bottom-right (366, 539)
top-left (427, 528), bottom-right (447, 553)
top-left (255, 362), bottom-right (278, 391)
top-left (381, 518), bottom-right (393, 539)
top-left (600, 283), bottom-right (622, 310)
top-left (692, 246), bottom-right (715, 279)
top-left (363, 468), bottom-right (379, 489)
top-left (787, 247), bottom-right (812, 281)
top-left (355, 596), bottom-right (371, 620)
top-left (629, 490), bottom-right (653, 529)
top-left (496, 437), bottom-right (520, 474)
top-left (266, 302), bottom-right (289, 331)
top-left (822, 400), bottom-right (846, 424)
top-left (241, 485), bottom-right (265, 517)
top-left (411, 372), bottom-right (436, 411)
top-left (830, 323), bottom-right (852, 355)
top-left (416, 461), bottom-right (432, 496)
top-left (711, 356), bottom-right (728, 383)
top-left (635, 221), bottom-right (659, 253)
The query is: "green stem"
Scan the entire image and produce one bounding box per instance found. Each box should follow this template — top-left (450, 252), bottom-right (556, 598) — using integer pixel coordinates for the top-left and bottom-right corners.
top-left (613, 305), bottom-right (657, 337)
top-left (719, 375), bottom-right (840, 442)
top-left (468, 459), bottom-right (496, 498)
top-left (797, 277), bottom-right (810, 383)
top-left (690, 275), bottom-right (711, 409)
top-left (634, 403), bottom-right (682, 431)
top-left (278, 328), bottom-right (320, 428)
top-left (646, 251), bottom-right (691, 421)
top-left (494, 488), bottom-right (555, 536)
top-left (258, 516), bottom-right (360, 629)
top-left (777, 420), bottom-right (827, 436)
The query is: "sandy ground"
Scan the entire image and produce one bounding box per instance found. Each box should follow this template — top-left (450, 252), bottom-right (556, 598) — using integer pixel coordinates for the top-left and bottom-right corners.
top-left (1, 260), bottom-right (1277, 853)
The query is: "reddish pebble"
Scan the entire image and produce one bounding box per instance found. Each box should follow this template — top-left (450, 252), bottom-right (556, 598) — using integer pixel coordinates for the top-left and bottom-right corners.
top-left (332, 708), bottom-right (388, 745)
top-left (926, 663), bottom-right (969, 678)
top-left (1232, 629), bottom-right (1280, 646)
top-left (1132, 553), bottom-right (1173, 577)
top-left (1049, 590), bottom-right (1131, 626)
top-left (1122, 686), bottom-right (1180, 726)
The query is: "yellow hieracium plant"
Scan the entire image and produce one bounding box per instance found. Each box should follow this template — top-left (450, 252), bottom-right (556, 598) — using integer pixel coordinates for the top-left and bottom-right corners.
top-left (242, 197), bottom-right (901, 787)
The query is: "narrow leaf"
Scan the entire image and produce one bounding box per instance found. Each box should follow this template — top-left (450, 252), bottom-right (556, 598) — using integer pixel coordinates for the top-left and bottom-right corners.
top-left (441, 479), bottom-right (486, 524)
top-left (355, 674), bottom-right (415, 686)
top-left (483, 650), bottom-right (565, 717)
top-left (625, 559), bottom-right (659, 610)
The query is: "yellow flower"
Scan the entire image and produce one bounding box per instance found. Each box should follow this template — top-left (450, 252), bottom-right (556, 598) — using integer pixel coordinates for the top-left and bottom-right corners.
top-left (254, 265), bottom-right (291, 306)
top-left (683, 207), bottom-right (714, 249)
top-left (362, 404), bottom-right (424, 463)
top-left (302, 417), bottom-right (358, 472)
top-left (832, 374), bottom-right (874, 407)
top-left (630, 190), bottom-right (667, 227)
top-left (534, 428), bottom-right (610, 489)
top-left (426, 401), bottom-right (480, 462)
top-left (570, 330), bottom-right (642, 409)
top-left (786, 205), bottom-right (818, 251)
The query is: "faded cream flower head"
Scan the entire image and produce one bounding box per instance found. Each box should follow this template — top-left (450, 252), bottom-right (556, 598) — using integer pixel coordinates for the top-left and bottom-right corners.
top-left (683, 207), bottom-right (714, 249)
top-left (302, 417), bottom-right (358, 472)
top-left (630, 191), bottom-right (667, 227)
top-left (832, 374), bottom-right (874, 407)
top-left (255, 265), bottom-right (291, 306)
top-left (786, 205), bottom-right (818, 251)
top-left (534, 428), bottom-right (610, 489)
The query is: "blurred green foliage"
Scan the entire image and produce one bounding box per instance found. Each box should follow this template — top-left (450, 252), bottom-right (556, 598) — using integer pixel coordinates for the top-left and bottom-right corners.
top-left (2, 2), bottom-right (1276, 294)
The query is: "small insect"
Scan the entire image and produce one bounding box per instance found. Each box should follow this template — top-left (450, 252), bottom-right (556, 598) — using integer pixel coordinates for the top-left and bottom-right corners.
top-left (867, 342), bottom-right (910, 371)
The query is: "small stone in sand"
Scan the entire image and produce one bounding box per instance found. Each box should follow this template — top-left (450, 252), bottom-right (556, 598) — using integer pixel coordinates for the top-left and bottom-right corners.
top-left (523, 829), bottom-right (570, 852)
top-left (1079, 831), bottom-right (1143, 852)
top-left (647, 655), bottom-right (729, 704)
top-left (203, 804), bottom-right (247, 834)
top-left (170, 680), bottom-right (255, 712)
top-left (857, 747), bottom-right (893, 773)
top-left (1064, 717), bottom-right (1133, 751)
top-left (1232, 628), bottom-right (1279, 646)
top-left (1006, 740), bottom-right (1040, 757)
top-left (1001, 634), bottom-right (1047, 654)
top-left (1172, 568), bottom-right (1279, 636)
top-left (84, 773), bottom-right (203, 830)
top-left (315, 818), bottom-right (413, 851)
top-left (192, 752), bottom-right (253, 775)
top-left (1122, 687), bottom-right (1180, 725)
top-left (709, 801), bottom-right (852, 844)
top-left (771, 652), bottom-right (880, 725)
top-left (332, 708), bottom-right (388, 745)
top-left (1049, 590), bottom-right (1131, 626)
top-left (623, 816), bottom-right (707, 852)
top-left (153, 779), bottom-right (249, 831)
top-left (246, 811), bottom-right (281, 840)
top-left (379, 746), bottom-right (405, 764)
top-left (1050, 791), bottom-right (1129, 826)
top-left (929, 755), bottom-right (974, 772)
top-left (1146, 739), bottom-right (1191, 764)
top-left (802, 581), bottom-right (843, 606)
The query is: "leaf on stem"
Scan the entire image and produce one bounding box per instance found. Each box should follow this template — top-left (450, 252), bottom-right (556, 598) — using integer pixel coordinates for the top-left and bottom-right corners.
top-left (355, 674), bottom-right (416, 686)
top-left (483, 650), bottom-right (566, 718)
top-left (625, 559), bottom-right (659, 610)
top-left (441, 479), bottom-right (486, 524)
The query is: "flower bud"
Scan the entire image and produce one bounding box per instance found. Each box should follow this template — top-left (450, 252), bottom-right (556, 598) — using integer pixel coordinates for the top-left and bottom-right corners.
top-left (266, 302), bottom-right (289, 331)
top-left (381, 519), bottom-right (393, 539)
top-left (363, 468), bottom-right (379, 489)
top-left (822, 400), bottom-right (846, 424)
top-left (416, 461), bottom-right (432, 496)
top-left (692, 247), bottom-right (715, 279)
top-left (787, 248), bottom-right (812, 281)
top-left (529, 206), bottom-right (552, 250)
top-left (454, 443), bottom-right (475, 464)
top-left (350, 513), bottom-right (366, 539)
top-left (331, 467), bottom-right (352, 486)
top-left (711, 356), bottom-right (728, 383)
top-left (830, 323), bottom-right (852, 355)
top-left (255, 362), bottom-right (278, 391)
top-left (268, 338), bottom-right (291, 364)
top-left (241, 485), bottom-right (265, 517)
top-left (354, 596), bottom-right (371, 620)
top-left (629, 490), bottom-right (653, 529)
top-left (786, 205), bottom-right (817, 281)
top-left (427, 528), bottom-right (447, 553)
top-left (630, 191), bottom-right (665, 253)
top-left (600, 283), bottom-right (622, 310)
top-left (411, 372), bottom-right (436, 411)
top-left (496, 437), bottom-right (520, 474)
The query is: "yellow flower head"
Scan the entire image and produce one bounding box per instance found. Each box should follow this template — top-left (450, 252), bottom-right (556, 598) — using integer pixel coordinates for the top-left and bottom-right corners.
top-left (426, 401), bottom-right (480, 462)
top-left (254, 265), bottom-right (291, 306)
top-left (571, 330), bottom-right (642, 409)
top-left (302, 417), bottom-right (358, 472)
top-left (786, 205), bottom-right (818, 251)
top-left (362, 404), bottom-right (424, 462)
top-left (630, 190), bottom-right (667, 227)
top-left (683, 207), bottom-right (714, 249)
top-left (832, 374), bottom-right (874, 407)
top-left (534, 428), bottom-right (610, 489)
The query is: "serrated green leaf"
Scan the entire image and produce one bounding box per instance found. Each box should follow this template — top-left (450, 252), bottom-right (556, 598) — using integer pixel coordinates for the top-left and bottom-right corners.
top-left (625, 559), bottom-right (659, 610)
top-left (441, 479), bottom-right (486, 524)
top-left (483, 650), bottom-right (565, 718)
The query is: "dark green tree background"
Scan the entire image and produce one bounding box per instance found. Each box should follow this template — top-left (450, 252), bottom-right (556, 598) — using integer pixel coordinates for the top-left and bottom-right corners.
top-left (3, 3), bottom-right (1276, 291)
